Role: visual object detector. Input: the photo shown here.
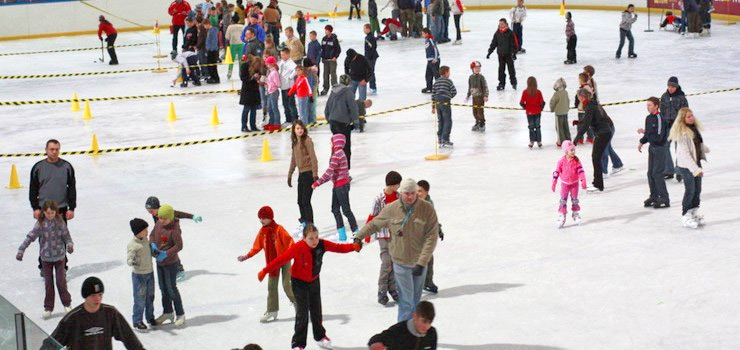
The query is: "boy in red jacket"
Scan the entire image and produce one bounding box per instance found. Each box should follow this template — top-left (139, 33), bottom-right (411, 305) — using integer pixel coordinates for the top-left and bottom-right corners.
top-left (519, 76), bottom-right (545, 148)
top-left (258, 224), bottom-right (361, 350)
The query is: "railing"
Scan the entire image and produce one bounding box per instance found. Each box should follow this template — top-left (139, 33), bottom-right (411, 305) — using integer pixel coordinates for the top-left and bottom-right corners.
top-left (0, 294), bottom-right (63, 350)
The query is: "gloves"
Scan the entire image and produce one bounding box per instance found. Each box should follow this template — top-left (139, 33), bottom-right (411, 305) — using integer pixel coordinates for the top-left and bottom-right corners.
top-left (192, 215), bottom-right (203, 223)
top-left (288, 176), bottom-right (293, 187)
top-left (309, 96), bottom-right (314, 103)
top-left (16, 252), bottom-right (23, 261)
top-left (486, 52), bottom-right (491, 59)
top-left (353, 238), bottom-right (363, 252)
top-left (412, 264), bottom-right (424, 276)
top-left (156, 251), bottom-right (168, 263)
top-left (237, 255), bottom-right (248, 262)
top-left (67, 244), bottom-right (74, 254)
top-left (572, 120), bottom-right (579, 126)
top-left (257, 269), bottom-right (267, 282)
top-left (150, 243), bottom-right (159, 255)
top-left (520, 102), bottom-right (526, 108)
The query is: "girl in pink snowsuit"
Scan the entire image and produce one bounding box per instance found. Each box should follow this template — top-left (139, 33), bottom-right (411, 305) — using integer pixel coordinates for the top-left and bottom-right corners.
top-left (552, 140), bottom-right (587, 227)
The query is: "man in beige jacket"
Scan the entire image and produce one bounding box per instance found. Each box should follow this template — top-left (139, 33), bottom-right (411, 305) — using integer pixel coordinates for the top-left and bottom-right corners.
top-left (354, 178), bottom-right (438, 322)
top-left (285, 26), bottom-right (305, 64)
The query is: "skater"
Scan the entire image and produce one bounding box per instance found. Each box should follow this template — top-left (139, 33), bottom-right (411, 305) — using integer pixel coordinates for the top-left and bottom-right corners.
top-left (264, 56), bottom-right (283, 130)
top-left (307, 31), bottom-right (322, 79)
top-left (432, 65), bottom-right (457, 147)
top-left (144, 196), bottom-right (202, 281)
top-left (660, 10), bottom-right (683, 30)
top-left (399, 0), bottom-right (415, 38)
top-left (700, 0), bottom-right (712, 35)
top-left (510, 0), bottom-right (527, 53)
top-left (368, 301), bottom-right (438, 349)
top-left (573, 88), bottom-right (614, 192)
top-left (237, 206), bottom-right (297, 322)
top-left (149, 204), bottom-right (186, 327)
top-left (313, 134), bottom-right (359, 242)
top-left (417, 180), bottom-right (443, 294)
top-left (574, 72), bottom-right (595, 144)
top-left (302, 57), bottom-right (319, 123)
top-left (466, 61), bottom-right (489, 132)
top-left (344, 48), bottom-right (372, 101)
top-left (380, 18), bottom-right (402, 40)
top-left (349, 0), bottom-right (362, 19)
top-left (288, 65), bottom-right (314, 124)
top-left (520, 76), bottom-right (545, 148)
top-left (564, 11), bottom-right (577, 64)
top-left (127, 218), bottom-right (155, 332)
top-left (669, 107), bottom-right (709, 228)
top-left (354, 178), bottom-right (439, 322)
top-left (365, 171), bottom-right (403, 305)
top-left (422, 28), bottom-right (440, 94)
top-left (368, 0), bottom-right (381, 37)
top-left (451, 0), bottom-right (463, 45)
top-left (169, 0), bottom-right (192, 53)
top-left (257, 223), bottom-right (361, 350)
top-left (638, 97), bottom-right (670, 209)
top-left (363, 24), bottom-right (379, 94)
top-left (429, 0), bottom-right (444, 41)
top-left (240, 55), bottom-right (262, 132)
top-left (486, 18), bottom-right (518, 90)
top-left (616, 4), bottom-right (638, 59)
top-left (44, 277), bottom-right (144, 350)
top-left (441, 0), bottom-right (451, 42)
top-left (552, 141), bottom-right (587, 228)
top-left (97, 15), bottom-right (118, 65)
top-left (660, 76), bottom-right (689, 180)
top-left (225, 13), bottom-right (245, 79)
top-left (279, 48), bottom-right (299, 124)
top-left (288, 120), bottom-right (319, 228)
top-left (16, 200), bottom-right (74, 319)
top-left (285, 27), bottom-right (305, 64)
top-left (203, 19), bottom-right (220, 83)
top-left (320, 25), bottom-right (341, 96)
top-left (325, 75), bottom-right (360, 169)
top-left (171, 50), bottom-right (201, 87)
top-left (685, 0), bottom-right (701, 37)
top-left (550, 77), bottom-right (571, 146)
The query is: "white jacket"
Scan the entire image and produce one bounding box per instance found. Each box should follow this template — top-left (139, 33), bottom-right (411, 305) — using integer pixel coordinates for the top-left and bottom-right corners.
top-left (510, 6), bottom-right (527, 23)
top-left (278, 59), bottom-right (297, 89)
top-left (451, 0), bottom-right (463, 15)
top-left (674, 133), bottom-right (709, 175)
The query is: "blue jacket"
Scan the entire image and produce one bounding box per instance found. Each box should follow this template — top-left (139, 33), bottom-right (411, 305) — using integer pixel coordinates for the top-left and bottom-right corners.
top-left (307, 40), bottom-right (322, 66)
top-left (640, 113), bottom-right (668, 146)
top-left (425, 37), bottom-right (439, 61)
top-left (241, 23), bottom-right (266, 44)
top-left (205, 27), bottom-right (219, 51)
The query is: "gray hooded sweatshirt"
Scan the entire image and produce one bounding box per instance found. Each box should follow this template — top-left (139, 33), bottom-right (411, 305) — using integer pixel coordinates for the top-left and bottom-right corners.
top-left (325, 84), bottom-right (359, 125)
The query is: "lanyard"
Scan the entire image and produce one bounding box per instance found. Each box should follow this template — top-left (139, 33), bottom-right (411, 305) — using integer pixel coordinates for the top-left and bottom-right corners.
top-left (397, 205), bottom-right (415, 236)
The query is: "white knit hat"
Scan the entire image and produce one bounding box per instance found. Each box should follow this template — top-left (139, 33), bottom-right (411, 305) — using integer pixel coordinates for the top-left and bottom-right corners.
top-left (399, 178), bottom-right (418, 193)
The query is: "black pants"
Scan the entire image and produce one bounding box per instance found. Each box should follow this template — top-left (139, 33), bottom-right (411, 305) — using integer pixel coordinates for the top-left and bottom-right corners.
top-left (591, 132), bottom-right (613, 190)
top-left (105, 33), bottom-right (118, 63)
top-left (39, 207), bottom-right (69, 272)
top-left (567, 34), bottom-right (577, 62)
top-left (497, 54), bottom-right (516, 87)
top-left (332, 184), bottom-right (358, 231)
top-left (527, 114), bottom-right (542, 142)
top-left (297, 171), bottom-right (315, 224)
top-left (349, 1), bottom-right (361, 19)
top-left (172, 25), bottom-right (185, 51)
top-left (513, 22), bottom-right (523, 49)
top-left (329, 121), bottom-right (352, 169)
top-left (291, 278), bottom-right (326, 349)
top-left (181, 55), bottom-right (200, 82)
top-left (647, 144), bottom-right (669, 202)
top-left (368, 57), bottom-right (377, 90)
top-left (425, 60), bottom-right (440, 90)
top-left (676, 167), bottom-right (702, 215)
top-left (206, 50), bottom-right (220, 82)
top-left (453, 14), bottom-right (462, 41)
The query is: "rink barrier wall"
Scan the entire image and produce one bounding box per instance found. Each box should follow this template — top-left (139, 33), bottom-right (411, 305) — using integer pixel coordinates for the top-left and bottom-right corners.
top-left (0, 42), bottom-right (153, 57)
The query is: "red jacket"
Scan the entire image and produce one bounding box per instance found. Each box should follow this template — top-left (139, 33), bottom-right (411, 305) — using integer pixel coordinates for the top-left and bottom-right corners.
top-left (519, 89), bottom-right (545, 115)
top-left (245, 222), bottom-right (294, 277)
top-left (98, 22), bottom-right (117, 39)
top-left (169, 1), bottom-right (192, 26)
top-left (288, 75), bottom-right (313, 98)
top-left (261, 239), bottom-right (356, 282)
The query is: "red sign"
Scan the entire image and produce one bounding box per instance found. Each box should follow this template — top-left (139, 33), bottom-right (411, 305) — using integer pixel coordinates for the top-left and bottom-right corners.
top-left (648, 0), bottom-right (740, 16)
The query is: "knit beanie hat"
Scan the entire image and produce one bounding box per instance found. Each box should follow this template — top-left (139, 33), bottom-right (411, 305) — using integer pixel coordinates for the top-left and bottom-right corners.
top-left (129, 218), bottom-right (149, 235)
top-left (81, 276), bottom-right (104, 298)
top-left (339, 74), bottom-right (351, 85)
top-left (258, 206), bottom-right (274, 220)
top-left (667, 76), bottom-right (679, 87)
top-left (158, 204), bottom-right (175, 221)
top-left (399, 178), bottom-right (417, 193)
top-left (561, 140), bottom-right (575, 153)
top-left (145, 196), bottom-right (160, 209)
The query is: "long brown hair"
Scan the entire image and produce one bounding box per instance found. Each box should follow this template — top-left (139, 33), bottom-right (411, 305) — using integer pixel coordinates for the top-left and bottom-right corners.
top-left (39, 200), bottom-right (62, 224)
top-left (291, 120), bottom-right (309, 149)
top-left (248, 56), bottom-right (263, 77)
top-left (526, 76), bottom-right (538, 97)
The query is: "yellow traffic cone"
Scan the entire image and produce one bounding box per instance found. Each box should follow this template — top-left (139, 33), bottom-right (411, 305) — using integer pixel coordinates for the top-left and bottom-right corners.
top-left (90, 133), bottom-right (100, 156)
top-left (210, 105), bottom-right (221, 125)
top-left (223, 46), bottom-right (234, 65)
top-left (82, 101), bottom-right (93, 120)
top-left (559, 0), bottom-right (565, 16)
top-left (167, 102), bottom-right (177, 122)
top-left (70, 93), bottom-right (81, 112)
top-left (259, 137), bottom-right (273, 162)
top-left (6, 164), bottom-right (22, 189)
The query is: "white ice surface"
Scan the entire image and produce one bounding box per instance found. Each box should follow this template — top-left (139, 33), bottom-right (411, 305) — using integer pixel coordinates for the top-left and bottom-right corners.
top-left (2, 9), bottom-right (740, 350)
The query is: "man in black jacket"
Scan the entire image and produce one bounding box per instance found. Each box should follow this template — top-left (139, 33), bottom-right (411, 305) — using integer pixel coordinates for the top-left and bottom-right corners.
top-left (344, 49), bottom-right (372, 101)
top-left (320, 25), bottom-right (341, 95)
top-left (574, 88), bottom-right (614, 192)
top-left (368, 301), bottom-right (438, 350)
top-left (638, 97), bottom-right (670, 208)
top-left (486, 18), bottom-right (518, 91)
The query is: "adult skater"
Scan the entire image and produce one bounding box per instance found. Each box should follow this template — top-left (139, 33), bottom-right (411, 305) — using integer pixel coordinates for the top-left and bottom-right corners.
top-left (325, 75), bottom-right (360, 169)
top-left (97, 16), bottom-right (118, 65)
top-left (510, 0), bottom-right (527, 53)
top-left (30, 139), bottom-right (76, 277)
top-left (369, 301), bottom-right (438, 349)
top-left (354, 178), bottom-right (439, 322)
top-left (669, 107), bottom-right (709, 228)
top-left (486, 18), bottom-right (518, 91)
top-left (573, 88), bottom-right (614, 193)
top-left (638, 97), bottom-right (670, 209)
top-left (660, 76), bottom-right (689, 180)
top-left (43, 277), bottom-right (144, 350)
top-left (616, 4), bottom-right (638, 59)
top-left (168, 0), bottom-right (192, 53)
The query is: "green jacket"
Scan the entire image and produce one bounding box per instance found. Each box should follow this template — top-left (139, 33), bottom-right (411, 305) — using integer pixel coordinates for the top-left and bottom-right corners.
top-left (550, 89), bottom-right (570, 115)
top-left (467, 73), bottom-right (489, 98)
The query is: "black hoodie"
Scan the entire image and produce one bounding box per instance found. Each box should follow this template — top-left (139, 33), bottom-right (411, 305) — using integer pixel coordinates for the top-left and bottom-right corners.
top-left (344, 49), bottom-right (372, 82)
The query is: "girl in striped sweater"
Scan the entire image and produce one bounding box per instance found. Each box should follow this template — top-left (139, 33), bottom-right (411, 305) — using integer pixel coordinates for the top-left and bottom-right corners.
top-left (552, 140), bottom-right (587, 228)
top-left (312, 134), bottom-right (359, 242)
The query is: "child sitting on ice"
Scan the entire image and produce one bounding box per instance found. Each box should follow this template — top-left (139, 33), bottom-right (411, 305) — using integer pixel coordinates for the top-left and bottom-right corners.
top-left (552, 140), bottom-right (587, 228)
top-left (171, 50), bottom-right (201, 87)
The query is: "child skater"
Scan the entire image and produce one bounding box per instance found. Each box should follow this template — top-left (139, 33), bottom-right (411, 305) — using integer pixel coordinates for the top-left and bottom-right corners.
top-left (416, 180), bottom-right (444, 294)
top-left (16, 200), bottom-right (74, 319)
top-left (520, 76), bottom-right (545, 148)
top-left (288, 120), bottom-right (319, 234)
top-left (288, 65), bottom-right (314, 124)
top-left (237, 206), bottom-right (296, 323)
top-left (549, 77), bottom-right (571, 147)
top-left (552, 140), bottom-right (587, 228)
top-left (466, 61), bottom-right (489, 132)
top-left (257, 223), bottom-right (361, 350)
top-left (127, 218), bottom-right (155, 332)
top-left (366, 171), bottom-right (403, 306)
top-left (573, 72), bottom-right (595, 144)
top-left (564, 11), bottom-right (577, 64)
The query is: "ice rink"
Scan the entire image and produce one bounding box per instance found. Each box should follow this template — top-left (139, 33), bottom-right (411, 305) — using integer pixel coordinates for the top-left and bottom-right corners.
top-left (2, 8), bottom-right (740, 350)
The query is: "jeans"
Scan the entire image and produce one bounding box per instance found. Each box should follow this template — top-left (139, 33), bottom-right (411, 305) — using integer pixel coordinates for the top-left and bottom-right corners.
top-left (172, 25), bottom-right (185, 51)
top-left (132, 272), bottom-right (155, 324)
top-left (675, 167), bottom-right (702, 215)
top-left (647, 144), bottom-right (669, 202)
top-left (322, 59), bottom-right (338, 92)
top-left (424, 255), bottom-right (435, 287)
top-left (291, 278), bottom-right (326, 348)
top-left (425, 60), bottom-right (440, 90)
top-left (241, 104), bottom-right (258, 130)
top-left (600, 126), bottom-right (623, 173)
top-left (497, 54), bottom-right (516, 87)
top-left (432, 16), bottom-right (444, 41)
top-left (664, 141), bottom-right (676, 175)
top-left (42, 260), bottom-right (71, 311)
top-left (157, 263), bottom-right (184, 316)
top-left (331, 184), bottom-right (358, 231)
top-left (591, 132), bottom-right (613, 190)
top-left (350, 80), bottom-right (367, 101)
top-left (442, 14), bottom-right (450, 40)
top-left (297, 96), bottom-right (310, 124)
top-left (436, 102), bottom-right (452, 142)
top-left (259, 85), bottom-right (267, 112)
top-left (267, 263), bottom-right (295, 312)
top-left (453, 14), bottom-right (462, 41)
top-left (616, 29), bottom-right (634, 56)
top-left (367, 58), bottom-right (377, 90)
top-left (567, 34), bottom-right (577, 62)
top-left (679, 11), bottom-right (688, 33)
top-left (297, 171), bottom-right (315, 224)
top-left (527, 114), bottom-right (541, 142)
top-left (267, 90), bottom-right (281, 125)
top-left (393, 262), bottom-right (427, 322)
top-left (329, 121), bottom-right (352, 168)
top-left (513, 22), bottom-right (523, 49)
top-left (281, 89), bottom-right (298, 123)
top-left (377, 239), bottom-right (396, 293)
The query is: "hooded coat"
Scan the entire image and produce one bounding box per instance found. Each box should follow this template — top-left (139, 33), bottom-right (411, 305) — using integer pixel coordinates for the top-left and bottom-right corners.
top-left (313, 134), bottom-right (350, 189)
top-left (325, 84), bottom-right (360, 125)
top-left (659, 87), bottom-right (689, 125)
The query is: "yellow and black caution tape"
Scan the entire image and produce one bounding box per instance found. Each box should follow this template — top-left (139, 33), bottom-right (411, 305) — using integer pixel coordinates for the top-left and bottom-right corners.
top-left (0, 102), bottom-right (430, 158)
top-left (0, 42), bottom-right (153, 57)
top-left (0, 89), bottom-right (237, 106)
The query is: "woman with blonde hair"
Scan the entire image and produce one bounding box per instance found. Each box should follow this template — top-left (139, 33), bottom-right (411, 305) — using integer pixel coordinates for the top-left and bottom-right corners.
top-left (669, 107), bottom-right (709, 228)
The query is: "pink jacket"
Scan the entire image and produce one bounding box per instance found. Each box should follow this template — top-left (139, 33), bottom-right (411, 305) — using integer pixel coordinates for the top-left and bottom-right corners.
top-left (552, 156), bottom-right (587, 187)
top-left (267, 68), bottom-right (281, 94)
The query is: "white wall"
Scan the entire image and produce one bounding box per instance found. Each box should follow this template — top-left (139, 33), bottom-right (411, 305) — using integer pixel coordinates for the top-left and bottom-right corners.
top-left (0, 0), bottom-right (646, 40)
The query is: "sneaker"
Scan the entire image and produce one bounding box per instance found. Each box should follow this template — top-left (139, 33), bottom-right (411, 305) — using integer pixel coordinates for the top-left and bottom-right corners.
top-left (317, 336), bottom-right (333, 349)
top-left (572, 211), bottom-right (582, 225)
top-left (691, 208), bottom-right (705, 225)
top-left (611, 166), bottom-right (624, 175)
top-left (377, 291), bottom-right (389, 306)
top-left (389, 290), bottom-right (400, 301)
top-left (424, 283), bottom-right (438, 294)
top-left (42, 310), bottom-right (51, 320)
top-left (260, 311), bottom-right (277, 323)
top-left (133, 322), bottom-right (148, 332)
top-left (174, 315), bottom-right (186, 327)
top-left (682, 213), bottom-right (699, 229)
top-left (556, 213), bottom-right (566, 228)
top-left (154, 313), bottom-right (174, 325)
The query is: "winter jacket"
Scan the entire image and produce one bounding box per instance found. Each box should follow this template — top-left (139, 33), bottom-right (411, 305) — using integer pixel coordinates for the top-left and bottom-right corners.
top-left (344, 49), bottom-right (372, 82)
top-left (639, 113), bottom-right (668, 146)
top-left (659, 88), bottom-right (689, 125)
top-left (288, 75), bottom-right (313, 98)
top-left (620, 11), bottom-right (638, 30)
top-left (205, 26), bottom-right (219, 51)
top-left (149, 219), bottom-right (183, 267)
top-left (97, 22), bottom-right (116, 39)
top-left (286, 37), bottom-right (305, 61)
top-left (365, 33), bottom-right (379, 60)
top-left (225, 23), bottom-right (244, 44)
top-left (151, 210), bottom-right (194, 224)
top-left (174, 51), bottom-right (197, 68)
top-left (197, 25), bottom-right (207, 51)
top-left (243, 37), bottom-right (264, 57)
top-left (425, 37), bottom-right (440, 61)
top-left (549, 88), bottom-right (570, 115)
top-left (366, 190), bottom-right (399, 239)
top-left (45, 304), bottom-right (143, 350)
top-left (467, 73), bottom-right (488, 98)
top-left (510, 5), bottom-right (527, 23)
top-left (245, 222), bottom-right (294, 277)
top-left (368, 319), bottom-right (438, 350)
top-left (278, 59), bottom-right (297, 89)
top-left (321, 33), bottom-right (341, 60)
top-left (169, 1), bottom-right (192, 26)
top-left (289, 135), bottom-right (319, 178)
top-left (566, 19), bottom-right (575, 38)
top-left (430, 0), bottom-right (444, 16)
top-left (574, 100), bottom-right (614, 141)
top-left (399, 0), bottom-right (416, 10)
top-left (451, 0), bottom-right (464, 15)
top-left (432, 77), bottom-right (456, 102)
top-left (314, 134), bottom-right (350, 189)
top-left (307, 39), bottom-right (322, 66)
top-left (519, 90), bottom-right (545, 115)
top-left (488, 28), bottom-right (519, 56)
top-left (29, 158), bottom-right (76, 210)
top-left (127, 236), bottom-right (153, 275)
top-left (239, 68), bottom-right (261, 106)
top-left (369, 0), bottom-right (379, 17)
top-left (325, 84), bottom-right (360, 125)
top-left (356, 198), bottom-right (439, 267)
top-left (18, 219), bottom-right (72, 263)
top-left (553, 156), bottom-right (587, 187)
top-left (261, 239), bottom-right (356, 283)
top-left (673, 127), bottom-right (709, 175)
top-left (241, 23), bottom-right (266, 43)
top-left (184, 25), bottom-right (198, 51)
top-left (267, 68), bottom-right (281, 94)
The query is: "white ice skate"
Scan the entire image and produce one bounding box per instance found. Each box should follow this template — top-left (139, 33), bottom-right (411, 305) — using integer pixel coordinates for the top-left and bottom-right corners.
top-left (174, 315), bottom-right (186, 327)
top-left (691, 208), bottom-right (705, 226)
top-left (572, 211), bottom-right (582, 225)
top-left (317, 337), bottom-right (333, 349)
top-left (682, 213), bottom-right (699, 229)
top-left (154, 313), bottom-right (174, 325)
top-left (586, 186), bottom-right (603, 193)
top-left (611, 166), bottom-right (625, 175)
top-left (292, 223), bottom-right (305, 238)
top-left (556, 213), bottom-right (566, 228)
top-left (260, 311), bottom-right (277, 323)
top-left (42, 310), bottom-right (51, 320)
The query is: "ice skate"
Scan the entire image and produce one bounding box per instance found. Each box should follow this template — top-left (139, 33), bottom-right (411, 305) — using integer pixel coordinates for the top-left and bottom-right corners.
top-left (174, 315), bottom-right (186, 327)
top-left (292, 222), bottom-right (306, 238)
top-left (424, 283), bottom-right (438, 294)
top-left (528, 142), bottom-right (534, 149)
top-left (557, 213), bottom-right (566, 228)
top-left (371, 88), bottom-right (377, 94)
top-left (586, 186), bottom-right (603, 193)
top-left (317, 336), bottom-right (333, 349)
top-left (176, 270), bottom-right (186, 281)
top-left (512, 84), bottom-right (517, 90)
top-left (628, 53), bottom-right (637, 58)
top-left (337, 227), bottom-right (347, 241)
top-left (682, 213), bottom-right (699, 229)
top-left (537, 142), bottom-right (543, 148)
top-left (64, 306), bottom-right (72, 314)
top-left (42, 310), bottom-right (51, 320)
top-left (572, 211), bottom-right (582, 225)
top-left (496, 84), bottom-right (504, 91)
top-left (452, 39), bottom-right (462, 45)
top-left (441, 140), bottom-right (454, 147)
top-left (518, 48), bottom-right (526, 54)
top-left (421, 88), bottom-right (432, 94)
top-left (472, 123), bottom-right (481, 131)
top-left (644, 197), bottom-right (655, 207)
top-left (133, 322), bottom-right (148, 333)
top-left (260, 311), bottom-right (277, 323)
top-left (653, 200), bottom-right (670, 209)
top-left (611, 166), bottom-right (624, 175)
top-left (155, 313), bottom-right (174, 325)
top-left (691, 208), bottom-right (705, 226)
